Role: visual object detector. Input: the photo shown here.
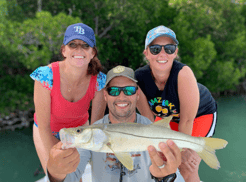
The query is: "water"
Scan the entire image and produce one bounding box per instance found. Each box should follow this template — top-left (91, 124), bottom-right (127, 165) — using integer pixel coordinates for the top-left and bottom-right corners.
top-left (0, 95), bottom-right (245, 182)
top-left (199, 95), bottom-right (246, 182)
top-left (0, 126), bottom-right (41, 182)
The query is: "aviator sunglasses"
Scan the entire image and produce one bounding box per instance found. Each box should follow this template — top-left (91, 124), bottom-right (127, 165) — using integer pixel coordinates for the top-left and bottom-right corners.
top-left (68, 42), bottom-right (90, 49)
top-left (149, 44), bottom-right (177, 55)
top-left (107, 86), bottom-right (138, 96)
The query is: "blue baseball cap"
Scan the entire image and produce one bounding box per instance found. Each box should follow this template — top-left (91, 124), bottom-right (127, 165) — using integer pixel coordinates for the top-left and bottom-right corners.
top-left (145, 25), bottom-right (179, 49)
top-left (63, 23), bottom-right (96, 47)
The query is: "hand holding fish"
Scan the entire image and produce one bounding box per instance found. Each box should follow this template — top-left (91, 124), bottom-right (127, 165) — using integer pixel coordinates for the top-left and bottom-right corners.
top-left (178, 148), bottom-right (201, 182)
top-left (47, 142), bottom-right (80, 182)
top-left (148, 140), bottom-right (181, 179)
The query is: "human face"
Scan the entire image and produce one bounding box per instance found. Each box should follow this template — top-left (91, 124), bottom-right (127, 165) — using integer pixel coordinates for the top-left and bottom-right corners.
top-left (144, 36), bottom-right (178, 72)
top-left (104, 76), bottom-right (139, 123)
top-left (62, 39), bottom-right (95, 67)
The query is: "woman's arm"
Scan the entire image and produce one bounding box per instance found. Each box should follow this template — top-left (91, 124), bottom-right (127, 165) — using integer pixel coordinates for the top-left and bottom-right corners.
top-left (34, 80), bottom-right (60, 158)
top-left (177, 66), bottom-right (199, 135)
top-left (90, 89), bottom-right (107, 124)
top-left (136, 87), bottom-right (155, 122)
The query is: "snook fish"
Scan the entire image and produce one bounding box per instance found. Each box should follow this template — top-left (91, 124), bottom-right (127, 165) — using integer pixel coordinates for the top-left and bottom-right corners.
top-left (59, 116), bottom-right (228, 171)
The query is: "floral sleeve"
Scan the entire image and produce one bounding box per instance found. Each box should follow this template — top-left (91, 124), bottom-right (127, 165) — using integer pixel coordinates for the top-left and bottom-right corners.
top-left (96, 72), bottom-right (106, 91)
top-left (30, 66), bottom-right (53, 90)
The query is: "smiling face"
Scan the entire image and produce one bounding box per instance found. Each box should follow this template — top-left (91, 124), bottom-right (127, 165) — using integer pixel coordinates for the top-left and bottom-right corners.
top-left (62, 39), bottom-right (95, 68)
top-left (144, 36), bottom-right (178, 72)
top-left (104, 76), bottom-right (139, 123)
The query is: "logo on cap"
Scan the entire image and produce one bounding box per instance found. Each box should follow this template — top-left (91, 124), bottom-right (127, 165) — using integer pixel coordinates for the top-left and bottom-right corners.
top-left (113, 66), bottom-right (125, 73)
top-left (155, 26), bottom-right (168, 34)
top-left (74, 26), bottom-right (85, 34)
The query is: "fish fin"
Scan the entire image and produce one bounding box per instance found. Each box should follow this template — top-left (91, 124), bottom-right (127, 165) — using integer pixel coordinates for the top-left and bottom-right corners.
top-left (204, 137), bottom-right (228, 149)
top-left (197, 137), bottom-right (228, 170)
top-left (106, 142), bottom-right (133, 171)
top-left (152, 116), bottom-right (172, 129)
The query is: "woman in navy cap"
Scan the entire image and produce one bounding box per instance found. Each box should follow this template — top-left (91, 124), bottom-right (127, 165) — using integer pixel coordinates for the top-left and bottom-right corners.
top-left (135, 25), bottom-right (218, 181)
top-left (30, 23), bottom-right (106, 177)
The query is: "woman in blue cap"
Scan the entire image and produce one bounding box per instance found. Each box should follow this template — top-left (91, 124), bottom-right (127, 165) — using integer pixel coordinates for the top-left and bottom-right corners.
top-left (135, 25), bottom-right (217, 181)
top-left (30, 23), bottom-right (106, 176)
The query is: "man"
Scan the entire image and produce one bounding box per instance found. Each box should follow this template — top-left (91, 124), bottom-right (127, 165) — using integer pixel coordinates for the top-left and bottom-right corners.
top-left (46, 66), bottom-right (195, 182)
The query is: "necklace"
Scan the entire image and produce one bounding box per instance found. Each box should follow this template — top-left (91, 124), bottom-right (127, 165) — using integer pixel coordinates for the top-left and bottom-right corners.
top-left (65, 77), bottom-right (88, 92)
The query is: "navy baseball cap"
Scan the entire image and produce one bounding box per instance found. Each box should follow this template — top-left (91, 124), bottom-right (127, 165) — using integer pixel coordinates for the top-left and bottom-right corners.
top-left (63, 23), bottom-right (96, 47)
top-left (145, 25), bottom-right (179, 49)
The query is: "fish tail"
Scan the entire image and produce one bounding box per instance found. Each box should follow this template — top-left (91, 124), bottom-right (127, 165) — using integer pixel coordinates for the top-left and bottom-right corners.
top-left (197, 137), bottom-right (228, 170)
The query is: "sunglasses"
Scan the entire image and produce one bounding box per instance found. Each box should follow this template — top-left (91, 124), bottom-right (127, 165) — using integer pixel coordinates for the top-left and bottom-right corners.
top-left (107, 86), bottom-right (138, 96)
top-left (68, 42), bottom-right (90, 49)
top-left (149, 44), bottom-right (177, 55)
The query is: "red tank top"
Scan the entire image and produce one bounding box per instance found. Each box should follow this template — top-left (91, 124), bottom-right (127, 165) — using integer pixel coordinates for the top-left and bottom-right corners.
top-left (34, 61), bottom-right (97, 132)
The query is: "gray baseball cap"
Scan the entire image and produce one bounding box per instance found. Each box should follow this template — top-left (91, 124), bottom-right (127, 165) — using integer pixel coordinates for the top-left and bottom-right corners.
top-left (105, 65), bottom-right (138, 86)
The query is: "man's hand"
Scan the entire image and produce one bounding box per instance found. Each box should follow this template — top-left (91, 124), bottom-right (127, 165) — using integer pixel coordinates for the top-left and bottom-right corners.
top-left (47, 142), bottom-right (80, 181)
top-left (178, 148), bottom-right (201, 181)
top-left (147, 140), bottom-right (181, 178)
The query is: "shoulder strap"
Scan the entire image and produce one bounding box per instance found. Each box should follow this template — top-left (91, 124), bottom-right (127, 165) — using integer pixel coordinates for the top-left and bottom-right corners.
top-left (51, 61), bottom-right (60, 91)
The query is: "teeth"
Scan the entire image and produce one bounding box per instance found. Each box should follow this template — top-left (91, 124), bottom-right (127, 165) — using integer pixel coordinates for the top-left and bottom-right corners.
top-left (117, 104), bottom-right (128, 107)
top-left (157, 60), bottom-right (167, 63)
top-left (74, 56), bottom-right (85, 59)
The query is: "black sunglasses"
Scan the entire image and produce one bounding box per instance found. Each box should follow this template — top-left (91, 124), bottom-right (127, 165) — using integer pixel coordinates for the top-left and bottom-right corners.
top-left (107, 86), bottom-right (138, 96)
top-left (68, 42), bottom-right (90, 49)
top-left (149, 44), bottom-right (177, 55)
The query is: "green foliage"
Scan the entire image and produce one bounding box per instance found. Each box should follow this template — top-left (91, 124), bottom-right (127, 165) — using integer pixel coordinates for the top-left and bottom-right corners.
top-left (13, 11), bottom-right (81, 69)
top-left (97, 0), bottom-right (177, 70)
top-left (172, 0), bottom-right (246, 92)
top-left (0, 74), bottom-right (34, 115)
top-left (5, 0), bottom-right (37, 21)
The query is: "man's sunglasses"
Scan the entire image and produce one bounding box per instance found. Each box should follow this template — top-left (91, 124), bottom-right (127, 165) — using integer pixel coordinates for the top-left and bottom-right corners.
top-left (149, 44), bottom-right (177, 55)
top-left (107, 86), bottom-right (138, 96)
top-left (68, 42), bottom-right (90, 49)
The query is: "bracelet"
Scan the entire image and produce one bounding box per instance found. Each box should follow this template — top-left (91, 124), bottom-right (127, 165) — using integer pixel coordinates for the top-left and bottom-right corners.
top-left (151, 173), bottom-right (177, 182)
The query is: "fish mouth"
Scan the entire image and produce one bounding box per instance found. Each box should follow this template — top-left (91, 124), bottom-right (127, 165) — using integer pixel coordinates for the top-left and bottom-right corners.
top-left (60, 129), bottom-right (76, 149)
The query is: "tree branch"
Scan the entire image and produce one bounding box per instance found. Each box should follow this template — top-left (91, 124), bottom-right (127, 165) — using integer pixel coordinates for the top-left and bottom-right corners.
top-left (98, 23), bottom-right (113, 38)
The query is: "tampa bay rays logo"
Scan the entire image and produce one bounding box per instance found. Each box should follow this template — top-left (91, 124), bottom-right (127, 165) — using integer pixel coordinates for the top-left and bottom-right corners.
top-left (74, 26), bottom-right (85, 34)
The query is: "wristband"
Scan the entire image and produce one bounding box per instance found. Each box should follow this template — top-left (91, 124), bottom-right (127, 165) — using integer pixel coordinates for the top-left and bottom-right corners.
top-left (151, 173), bottom-right (177, 182)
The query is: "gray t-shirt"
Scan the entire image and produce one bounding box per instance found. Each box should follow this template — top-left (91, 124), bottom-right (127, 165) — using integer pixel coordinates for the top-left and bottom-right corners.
top-left (47, 114), bottom-right (185, 182)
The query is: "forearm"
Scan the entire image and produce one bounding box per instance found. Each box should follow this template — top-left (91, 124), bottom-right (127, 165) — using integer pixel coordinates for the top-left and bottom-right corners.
top-left (136, 102), bottom-right (154, 122)
top-left (140, 109), bottom-right (155, 122)
top-left (90, 103), bottom-right (106, 124)
top-left (90, 90), bottom-right (106, 124)
top-left (183, 172), bottom-right (200, 182)
top-left (39, 127), bottom-right (60, 155)
top-left (47, 169), bottom-right (66, 182)
top-left (178, 119), bottom-right (193, 135)
top-left (137, 88), bottom-right (155, 122)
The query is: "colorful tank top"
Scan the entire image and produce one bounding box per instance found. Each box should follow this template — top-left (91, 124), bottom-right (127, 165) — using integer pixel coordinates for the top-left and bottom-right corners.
top-left (30, 61), bottom-right (106, 132)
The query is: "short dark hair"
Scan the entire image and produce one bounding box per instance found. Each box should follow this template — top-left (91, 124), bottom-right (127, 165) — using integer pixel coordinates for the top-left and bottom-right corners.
top-left (60, 45), bottom-right (102, 75)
